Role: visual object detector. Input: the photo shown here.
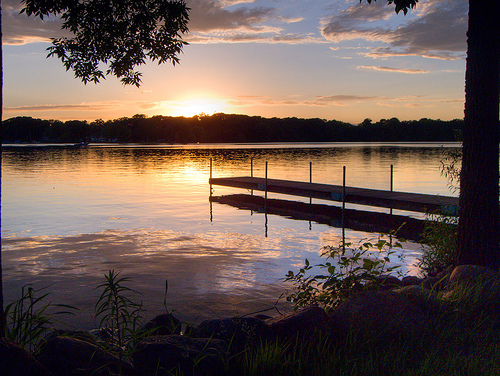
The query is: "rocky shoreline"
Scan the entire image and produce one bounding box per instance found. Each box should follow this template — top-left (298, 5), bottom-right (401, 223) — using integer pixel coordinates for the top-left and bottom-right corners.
top-left (2, 264), bottom-right (500, 376)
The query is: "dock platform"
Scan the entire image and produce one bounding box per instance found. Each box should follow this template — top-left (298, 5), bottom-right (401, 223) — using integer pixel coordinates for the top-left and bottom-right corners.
top-left (209, 176), bottom-right (459, 216)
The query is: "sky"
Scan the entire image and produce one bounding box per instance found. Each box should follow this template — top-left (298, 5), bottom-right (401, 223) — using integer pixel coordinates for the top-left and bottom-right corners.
top-left (2, 0), bottom-right (468, 124)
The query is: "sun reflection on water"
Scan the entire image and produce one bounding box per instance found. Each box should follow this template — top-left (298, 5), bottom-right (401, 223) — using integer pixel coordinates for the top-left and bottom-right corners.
top-left (2, 143), bottom-right (458, 328)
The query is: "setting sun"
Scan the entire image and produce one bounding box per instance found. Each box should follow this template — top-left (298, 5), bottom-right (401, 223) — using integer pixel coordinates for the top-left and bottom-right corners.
top-left (169, 98), bottom-right (230, 118)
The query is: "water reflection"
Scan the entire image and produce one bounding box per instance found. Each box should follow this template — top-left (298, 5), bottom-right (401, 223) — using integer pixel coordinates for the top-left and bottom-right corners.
top-left (3, 229), bottom-right (308, 328)
top-left (2, 143), bottom-right (458, 328)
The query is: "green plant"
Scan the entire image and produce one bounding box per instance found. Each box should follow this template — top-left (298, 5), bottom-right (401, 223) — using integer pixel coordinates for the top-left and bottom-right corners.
top-left (416, 145), bottom-right (461, 277)
top-left (419, 214), bottom-right (457, 276)
top-left (95, 270), bottom-right (145, 361)
top-left (440, 144), bottom-right (462, 194)
top-left (5, 285), bottom-right (77, 354)
top-left (285, 235), bottom-right (404, 313)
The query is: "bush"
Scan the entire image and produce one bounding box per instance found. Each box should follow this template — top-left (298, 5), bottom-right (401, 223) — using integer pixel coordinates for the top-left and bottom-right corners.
top-left (5, 285), bottom-right (77, 354)
top-left (285, 235), bottom-right (404, 313)
top-left (419, 214), bottom-right (457, 276)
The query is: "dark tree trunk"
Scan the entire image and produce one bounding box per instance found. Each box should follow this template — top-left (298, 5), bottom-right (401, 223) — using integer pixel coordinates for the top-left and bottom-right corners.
top-left (0, 2), bottom-right (5, 338)
top-left (457, 0), bottom-right (500, 268)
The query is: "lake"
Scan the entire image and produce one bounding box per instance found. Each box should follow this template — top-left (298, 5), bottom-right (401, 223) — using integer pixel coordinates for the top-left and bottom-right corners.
top-left (1, 142), bottom-right (460, 329)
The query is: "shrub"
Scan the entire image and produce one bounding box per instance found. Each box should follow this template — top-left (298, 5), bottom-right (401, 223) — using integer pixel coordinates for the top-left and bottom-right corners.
top-left (95, 270), bottom-right (145, 361)
top-left (285, 235), bottom-right (404, 313)
top-left (418, 214), bottom-right (457, 276)
top-left (5, 285), bottom-right (77, 354)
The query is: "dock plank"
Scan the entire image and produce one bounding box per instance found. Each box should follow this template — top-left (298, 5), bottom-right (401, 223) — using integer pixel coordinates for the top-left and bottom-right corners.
top-left (209, 176), bottom-right (459, 215)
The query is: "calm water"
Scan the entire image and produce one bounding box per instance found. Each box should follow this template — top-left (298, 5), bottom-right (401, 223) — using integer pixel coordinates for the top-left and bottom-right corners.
top-left (1, 142), bottom-right (459, 329)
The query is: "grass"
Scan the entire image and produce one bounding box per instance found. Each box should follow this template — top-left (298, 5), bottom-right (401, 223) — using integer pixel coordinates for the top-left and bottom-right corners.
top-left (6, 269), bottom-right (500, 375)
top-left (227, 315), bottom-right (500, 376)
top-left (226, 276), bottom-right (500, 376)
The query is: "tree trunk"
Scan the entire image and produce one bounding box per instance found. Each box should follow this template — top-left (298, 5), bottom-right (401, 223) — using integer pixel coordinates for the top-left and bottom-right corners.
top-left (0, 2), bottom-right (5, 338)
top-left (457, 0), bottom-right (500, 268)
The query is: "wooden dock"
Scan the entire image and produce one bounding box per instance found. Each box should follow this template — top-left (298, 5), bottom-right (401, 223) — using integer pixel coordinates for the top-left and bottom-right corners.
top-left (209, 176), bottom-right (459, 216)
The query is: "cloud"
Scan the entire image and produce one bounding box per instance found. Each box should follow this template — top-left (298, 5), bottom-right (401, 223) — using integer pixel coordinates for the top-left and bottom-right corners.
top-left (185, 0), bottom-right (317, 44)
top-left (226, 93), bottom-right (463, 111)
top-left (312, 95), bottom-right (382, 106)
top-left (357, 66), bottom-right (429, 74)
top-left (4, 0), bottom-right (315, 46)
top-left (360, 47), bottom-right (464, 61)
top-left (321, 1), bottom-right (394, 43)
top-left (321, 0), bottom-right (468, 60)
top-left (187, 0), bottom-right (276, 33)
top-left (218, 0), bottom-right (257, 6)
top-left (2, 0), bottom-right (66, 45)
top-left (227, 94), bottom-right (384, 108)
top-left (4, 102), bottom-right (120, 112)
top-left (187, 31), bottom-right (326, 44)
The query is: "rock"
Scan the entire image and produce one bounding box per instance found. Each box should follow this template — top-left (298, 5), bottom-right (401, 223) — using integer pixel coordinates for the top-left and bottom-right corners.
top-left (137, 313), bottom-right (181, 337)
top-left (394, 285), bottom-right (444, 313)
top-left (89, 327), bottom-right (114, 341)
top-left (449, 265), bottom-right (500, 286)
top-left (46, 329), bottom-right (97, 344)
top-left (36, 336), bottom-right (133, 376)
top-left (191, 317), bottom-right (273, 352)
top-left (402, 275), bottom-right (423, 286)
top-left (330, 290), bottom-right (433, 338)
top-left (444, 265), bottom-right (500, 319)
top-left (422, 276), bottom-right (447, 291)
top-left (435, 265), bottom-right (454, 280)
top-left (133, 335), bottom-right (228, 376)
top-left (266, 306), bottom-right (329, 342)
top-left (370, 275), bottom-right (402, 290)
top-left (0, 338), bottom-right (51, 376)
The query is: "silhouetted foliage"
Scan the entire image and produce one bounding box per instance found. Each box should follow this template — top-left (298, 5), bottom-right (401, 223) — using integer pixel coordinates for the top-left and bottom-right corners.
top-left (21, 0), bottom-right (190, 86)
top-left (2, 114), bottom-right (463, 144)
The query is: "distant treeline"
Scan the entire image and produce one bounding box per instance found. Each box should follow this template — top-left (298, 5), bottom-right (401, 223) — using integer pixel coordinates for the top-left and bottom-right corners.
top-left (2, 113), bottom-right (463, 144)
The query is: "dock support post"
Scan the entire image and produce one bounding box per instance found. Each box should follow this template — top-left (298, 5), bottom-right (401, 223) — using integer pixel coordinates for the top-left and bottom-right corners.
top-left (309, 162), bottom-right (312, 230)
top-left (309, 162), bottom-right (313, 203)
top-left (390, 164), bottom-right (394, 192)
top-left (390, 164), bottom-right (394, 217)
top-left (265, 161), bottom-right (268, 237)
top-left (210, 157), bottom-right (213, 195)
top-left (390, 164), bottom-right (394, 243)
top-left (265, 161), bottom-right (268, 201)
top-left (210, 157), bottom-right (213, 222)
top-left (342, 166), bottom-right (346, 250)
top-left (251, 158), bottom-right (254, 197)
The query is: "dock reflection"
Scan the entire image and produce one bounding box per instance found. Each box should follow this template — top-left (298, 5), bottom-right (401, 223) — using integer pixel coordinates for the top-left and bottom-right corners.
top-left (210, 194), bottom-right (431, 242)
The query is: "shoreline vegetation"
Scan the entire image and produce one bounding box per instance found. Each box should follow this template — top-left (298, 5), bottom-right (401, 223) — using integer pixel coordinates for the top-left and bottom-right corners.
top-left (2, 113), bottom-right (463, 144)
top-left (3, 263), bottom-right (500, 376)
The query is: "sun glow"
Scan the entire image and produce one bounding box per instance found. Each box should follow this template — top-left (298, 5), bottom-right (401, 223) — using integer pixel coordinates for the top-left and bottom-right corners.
top-left (168, 97), bottom-right (230, 118)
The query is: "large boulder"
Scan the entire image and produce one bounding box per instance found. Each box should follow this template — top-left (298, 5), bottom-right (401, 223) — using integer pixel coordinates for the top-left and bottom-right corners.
top-left (329, 289), bottom-right (438, 339)
top-left (266, 306), bottom-right (329, 342)
top-left (0, 338), bottom-right (51, 376)
top-left (136, 313), bottom-right (182, 337)
top-left (368, 275), bottom-right (402, 290)
top-left (444, 265), bottom-right (500, 320)
top-left (401, 275), bottom-right (423, 286)
top-left (449, 265), bottom-right (499, 286)
top-left (421, 276), bottom-right (447, 291)
top-left (133, 335), bottom-right (228, 376)
top-left (394, 285), bottom-right (444, 313)
top-left (36, 336), bottom-right (133, 376)
top-left (191, 317), bottom-right (273, 352)
top-left (46, 329), bottom-right (97, 344)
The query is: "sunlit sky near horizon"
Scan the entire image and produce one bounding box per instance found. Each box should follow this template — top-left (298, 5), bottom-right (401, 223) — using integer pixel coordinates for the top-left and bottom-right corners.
top-left (2, 0), bottom-right (467, 124)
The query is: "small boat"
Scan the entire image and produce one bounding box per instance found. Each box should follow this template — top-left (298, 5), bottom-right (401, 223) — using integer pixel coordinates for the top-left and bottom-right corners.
top-left (73, 141), bottom-right (89, 147)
